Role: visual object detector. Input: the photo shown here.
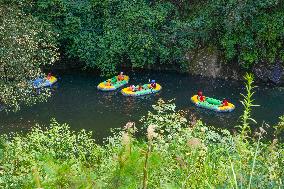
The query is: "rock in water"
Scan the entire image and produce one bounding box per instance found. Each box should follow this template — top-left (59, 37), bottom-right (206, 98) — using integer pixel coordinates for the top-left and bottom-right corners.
top-left (268, 62), bottom-right (283, 84)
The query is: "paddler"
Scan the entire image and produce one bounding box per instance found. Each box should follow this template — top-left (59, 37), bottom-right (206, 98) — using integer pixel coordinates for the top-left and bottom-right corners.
top-left (47, 73), bottom-right (52, 80)
top-left (150, 80), bottom-right (156, 89)
top-left (118, 72), bottom-right (124, 81)
top-left (222, 99), bottom-right (229, 106)
top-left (137, 85), bottom-right (143, 91)
top-left (105, 79), bottom-right (112, 86)
top-left (197, 91), bottom-right (206, 102)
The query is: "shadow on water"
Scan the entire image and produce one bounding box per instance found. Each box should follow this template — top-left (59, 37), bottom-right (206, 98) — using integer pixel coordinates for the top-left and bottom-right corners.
top-left (0, 69), bottom-right (283, 141)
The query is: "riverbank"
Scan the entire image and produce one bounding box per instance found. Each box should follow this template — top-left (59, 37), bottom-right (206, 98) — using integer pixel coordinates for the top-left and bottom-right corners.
top-left (48, 55), bottom-right (284, 86)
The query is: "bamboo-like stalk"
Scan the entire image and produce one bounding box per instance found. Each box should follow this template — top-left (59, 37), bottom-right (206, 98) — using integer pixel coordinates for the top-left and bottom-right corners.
top-left (143, 124), bottom-right (157, 189)
top-left (248, 135), bottom-right (261, 189)
top-left (142, 141), bottom-right (152, 189)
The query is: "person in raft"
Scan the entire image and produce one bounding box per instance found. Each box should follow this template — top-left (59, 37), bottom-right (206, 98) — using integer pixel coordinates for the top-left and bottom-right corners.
top-left (197, 91), bottom-right (206, 102)
top-left (47, 73), bottom-right (52, 80)
top-left (221, 99), bottom-right (229, 106)
top-left (150, 80), bottom-right (157, 89)
top-left (128, 85), bottom-right (135, 92)
top-left (137, 85), bottom-right (143, 91)
top-left (117, 72), bottom-right (124, 81)
top-left (132, 85), bottom-right (136, 92)
top-left (105, 79), bottom-right (112, 86)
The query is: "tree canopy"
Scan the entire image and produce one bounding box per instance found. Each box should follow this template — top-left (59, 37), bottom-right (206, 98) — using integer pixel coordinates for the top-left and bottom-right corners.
top-left (28, 0), bottom-right (284, 74)
top-left (0, 1), bottom-right (59, 111)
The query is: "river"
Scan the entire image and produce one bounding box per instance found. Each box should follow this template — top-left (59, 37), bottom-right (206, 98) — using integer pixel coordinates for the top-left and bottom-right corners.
top-left (1, 70), bottom-right (283, 141)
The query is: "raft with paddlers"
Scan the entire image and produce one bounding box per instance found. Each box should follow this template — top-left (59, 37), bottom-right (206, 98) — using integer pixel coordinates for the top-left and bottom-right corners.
top-left (33, 73), bottom-right (58, 89)
top-left (97, 72), bottom-right (129, 91)
top-left (191, 91), bottom-right (235, 112)
top-left (121, 80), bottom-right (162, 96)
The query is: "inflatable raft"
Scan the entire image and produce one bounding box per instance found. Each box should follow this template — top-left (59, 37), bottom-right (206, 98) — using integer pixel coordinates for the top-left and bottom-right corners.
top-left (97, 75), bottom-right (129, 91)
top-left (121, 83), bottom-right (162, 96)
top-left (33, 76), bottom-right (57, 89)
top-left (191, 95), bottom-right (235, 112)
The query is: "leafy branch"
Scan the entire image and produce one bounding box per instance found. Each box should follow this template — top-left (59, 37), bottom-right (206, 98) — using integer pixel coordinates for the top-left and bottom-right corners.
top-left (239, 73), bottom-right (259, 137)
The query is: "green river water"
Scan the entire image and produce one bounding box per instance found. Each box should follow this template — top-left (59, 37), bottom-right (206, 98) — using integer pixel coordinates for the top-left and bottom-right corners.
top-left (1, 70), bottom-right (283, 141)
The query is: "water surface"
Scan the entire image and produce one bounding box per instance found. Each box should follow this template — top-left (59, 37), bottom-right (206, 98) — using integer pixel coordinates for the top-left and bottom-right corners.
top-left (1, 70), bottom-right (283, 140)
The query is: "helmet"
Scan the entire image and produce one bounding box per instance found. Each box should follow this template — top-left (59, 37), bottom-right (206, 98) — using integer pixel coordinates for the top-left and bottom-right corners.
top-left (120, 72), bottom-right (123, 74)
top-left (151, 80), bottom-right (155, 83)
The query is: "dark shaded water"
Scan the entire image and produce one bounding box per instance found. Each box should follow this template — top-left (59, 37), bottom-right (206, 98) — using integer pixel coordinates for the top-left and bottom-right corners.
top-left (1, 70), bottom-right (283, 140)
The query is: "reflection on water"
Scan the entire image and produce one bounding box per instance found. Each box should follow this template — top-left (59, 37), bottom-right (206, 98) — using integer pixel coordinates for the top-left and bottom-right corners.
top-left (0, 70), bottom-right (283, 141)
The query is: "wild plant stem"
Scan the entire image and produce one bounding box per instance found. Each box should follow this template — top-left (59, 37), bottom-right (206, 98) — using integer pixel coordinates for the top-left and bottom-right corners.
top-left (143, 141), bottom-right (151, 189)
top-left (240, 73), bottom-right (257, 138)
top-left (230, 159), bottom-right (238, 189)
top-left (248, 136), bottom-right (260, 189)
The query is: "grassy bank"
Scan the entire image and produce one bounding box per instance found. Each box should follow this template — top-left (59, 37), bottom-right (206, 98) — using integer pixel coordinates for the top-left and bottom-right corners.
top-left (0, 108), bottom-right (283, 188)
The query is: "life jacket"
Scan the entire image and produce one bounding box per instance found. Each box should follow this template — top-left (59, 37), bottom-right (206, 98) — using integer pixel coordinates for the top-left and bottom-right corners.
top-left (118, 75), bottom-right (124, 81)
top-left (106, 81), bottom-right (111, 86)
top-left (151, 83), bottom-right (156, 88)
top-left (47, 74), bottom-right (52, 80)
top-left (223, 100), bottom-right (228, 106)
top-left (198, 95), bottom-right (205, 102)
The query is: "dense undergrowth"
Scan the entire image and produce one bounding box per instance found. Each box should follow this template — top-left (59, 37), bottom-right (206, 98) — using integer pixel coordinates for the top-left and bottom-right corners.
top-left (0, 75), bottom-right (283, 188)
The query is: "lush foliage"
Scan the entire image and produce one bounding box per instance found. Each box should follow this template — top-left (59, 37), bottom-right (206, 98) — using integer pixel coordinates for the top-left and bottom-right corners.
top-left (0, 1), bottom-right (59, 111)
top-left (27, 0), bottom-right (193, 75)
top-left (274, 115), bottom-right (284, 141)
top-left (165, 0), bottom-right (284, 67)
top-left (213, 0), bottom-right (284, 67)
top-left (0, 101), bottom-right (283, 188)
top-left (20, 0), bottom-right (284, 74)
